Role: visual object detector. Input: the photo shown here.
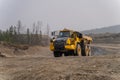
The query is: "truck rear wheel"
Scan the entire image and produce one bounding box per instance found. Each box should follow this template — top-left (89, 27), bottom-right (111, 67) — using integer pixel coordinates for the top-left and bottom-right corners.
top-left (85, 45), bottom-right (89, 56)
top-left (76, 44), bottom-right (82, 56)
top-left (53, 51), bottom-right (62, 57)
top-left (83, 44), bottom-right (92, 56)
top-left (81, 44), bottom-right (86, 56)
top-left (88, 46), bottom-right (91, 56)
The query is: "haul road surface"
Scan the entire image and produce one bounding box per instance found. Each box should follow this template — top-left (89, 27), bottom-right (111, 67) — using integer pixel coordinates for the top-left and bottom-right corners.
top-left (0, 43), bottom-right (120, 80)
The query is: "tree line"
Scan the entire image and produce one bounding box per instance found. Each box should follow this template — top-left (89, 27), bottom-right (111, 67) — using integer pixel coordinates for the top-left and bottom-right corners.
top-left (0, 20), bottom-right (50, 46)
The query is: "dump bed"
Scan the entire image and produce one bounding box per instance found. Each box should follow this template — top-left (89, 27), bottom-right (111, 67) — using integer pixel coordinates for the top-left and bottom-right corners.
top-left (83, 36), bottom-right (92, 42)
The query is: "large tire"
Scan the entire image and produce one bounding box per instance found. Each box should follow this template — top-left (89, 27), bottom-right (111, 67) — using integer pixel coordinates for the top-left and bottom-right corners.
top-left (88, 46), bottom-right (91, 56)
top-left (81, 40), bottom-right (92, 56)
top-left (82, 44), bottom-right (92, 56)
top-left (76, 44), bottom-right (82, 56)
top-left (64, 52), bottom-right (69, 56)
top-left (81, 40), bottom-right (86, 56)
top-left (53, 51), bottom-right (62, 57)
top-left (82, 44), bottom-right (86, 56)
top-left (85, 45), bottom-right (89, 56)
top-left (65, 51), bottom-right (74, 56)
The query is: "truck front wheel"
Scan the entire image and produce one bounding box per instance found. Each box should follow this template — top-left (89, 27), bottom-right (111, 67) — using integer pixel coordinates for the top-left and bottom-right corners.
top-left (53, 51), bottom-right (62, 57)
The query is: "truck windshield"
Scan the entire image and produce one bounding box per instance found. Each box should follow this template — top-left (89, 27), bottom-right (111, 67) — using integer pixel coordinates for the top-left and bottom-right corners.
top-left (58, 31), bottom-right (70, 37)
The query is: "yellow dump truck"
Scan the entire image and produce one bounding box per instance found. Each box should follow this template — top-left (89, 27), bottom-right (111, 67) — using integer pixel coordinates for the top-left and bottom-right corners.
top-left (50, 29), bottom-right (92, 57)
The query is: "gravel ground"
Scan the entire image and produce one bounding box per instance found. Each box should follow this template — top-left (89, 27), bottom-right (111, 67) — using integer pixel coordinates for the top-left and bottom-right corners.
top-left (0, 43), bottom-right (120, 80)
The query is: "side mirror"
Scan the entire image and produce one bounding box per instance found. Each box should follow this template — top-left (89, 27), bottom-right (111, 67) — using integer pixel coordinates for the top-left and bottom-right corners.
top-left (50, 39), bottom-right (53, 43)
top-left (53, 37), bottom-right (55, 39)
top-left (50, 37), bottom-right (55, 43)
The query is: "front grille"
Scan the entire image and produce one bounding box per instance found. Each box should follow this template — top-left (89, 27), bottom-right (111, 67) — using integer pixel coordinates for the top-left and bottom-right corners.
top-left (54, 40), bottom-right (65, 50)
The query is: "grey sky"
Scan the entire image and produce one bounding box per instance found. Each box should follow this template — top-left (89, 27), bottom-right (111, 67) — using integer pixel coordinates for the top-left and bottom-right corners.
top-left (0, 0), bottom-right (120, 31)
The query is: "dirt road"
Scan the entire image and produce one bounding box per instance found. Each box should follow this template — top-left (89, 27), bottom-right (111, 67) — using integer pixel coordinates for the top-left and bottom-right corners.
top-left (0, 43), bottom-right (120, 80)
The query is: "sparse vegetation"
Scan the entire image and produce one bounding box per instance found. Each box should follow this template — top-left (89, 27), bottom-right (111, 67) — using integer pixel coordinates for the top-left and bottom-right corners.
top-left (0, 20), bottom-right (50, 46)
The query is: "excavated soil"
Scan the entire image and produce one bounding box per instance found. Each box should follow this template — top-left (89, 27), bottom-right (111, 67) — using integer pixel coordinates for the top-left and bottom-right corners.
top-left (0, 43), bottom-right (120, 80)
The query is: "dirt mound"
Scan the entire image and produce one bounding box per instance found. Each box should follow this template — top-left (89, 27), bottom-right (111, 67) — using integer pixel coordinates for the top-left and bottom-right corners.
top-left (0, 43), bottom-right (51, 58)
top-left (0, 43), bottom-right (27, 57)
top-left (0, 52), bottom-right (6, 58)
top-left (1, 42), bottom-right (29, 50)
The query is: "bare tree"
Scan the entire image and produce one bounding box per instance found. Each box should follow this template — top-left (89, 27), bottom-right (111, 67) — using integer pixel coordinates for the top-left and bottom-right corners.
top-left (27, 28), bottom-right (30, 44)
top-left (46, 24), bottom-right (50, 45)
top-left (31, 22), bottom-right (36, 45)
top-left (9, 25), bottom-right (14, 42)
top-left (17, 20), bottom-right (22, 34)
top-left (37, 21), bottom-right (43, 45)
top-left (47, 24), bottom-right (50, 37)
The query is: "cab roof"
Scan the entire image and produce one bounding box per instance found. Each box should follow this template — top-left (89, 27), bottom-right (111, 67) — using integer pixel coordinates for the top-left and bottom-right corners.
top-left (60, 28), bottom-right (74, 32)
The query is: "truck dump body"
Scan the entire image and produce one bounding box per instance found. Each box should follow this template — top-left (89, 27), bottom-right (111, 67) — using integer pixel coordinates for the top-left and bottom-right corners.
top-left (83, 36), bottom-right (92, 41)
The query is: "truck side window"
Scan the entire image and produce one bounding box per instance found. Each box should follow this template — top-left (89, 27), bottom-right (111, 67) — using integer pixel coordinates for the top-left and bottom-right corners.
top-left (76, 32), bottom-right (83, 38)
top-left (78, 33), bottom-right (83, 38)
top-left (71, 34), bottom-right (74, 38)
top-left (71, 33), bottom-right (76, 38)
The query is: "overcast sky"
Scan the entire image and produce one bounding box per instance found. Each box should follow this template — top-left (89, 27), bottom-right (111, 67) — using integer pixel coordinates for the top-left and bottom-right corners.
top-left (0, 0), bottom-right (120, 31)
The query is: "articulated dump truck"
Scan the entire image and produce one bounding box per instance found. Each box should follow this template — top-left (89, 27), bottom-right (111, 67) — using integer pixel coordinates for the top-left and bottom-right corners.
top-left (50, 29), bottom-right (92, 57)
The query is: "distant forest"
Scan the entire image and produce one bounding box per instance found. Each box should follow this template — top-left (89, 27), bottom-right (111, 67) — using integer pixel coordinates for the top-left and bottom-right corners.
top-left (0, 20), bottom-right (50, 46)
